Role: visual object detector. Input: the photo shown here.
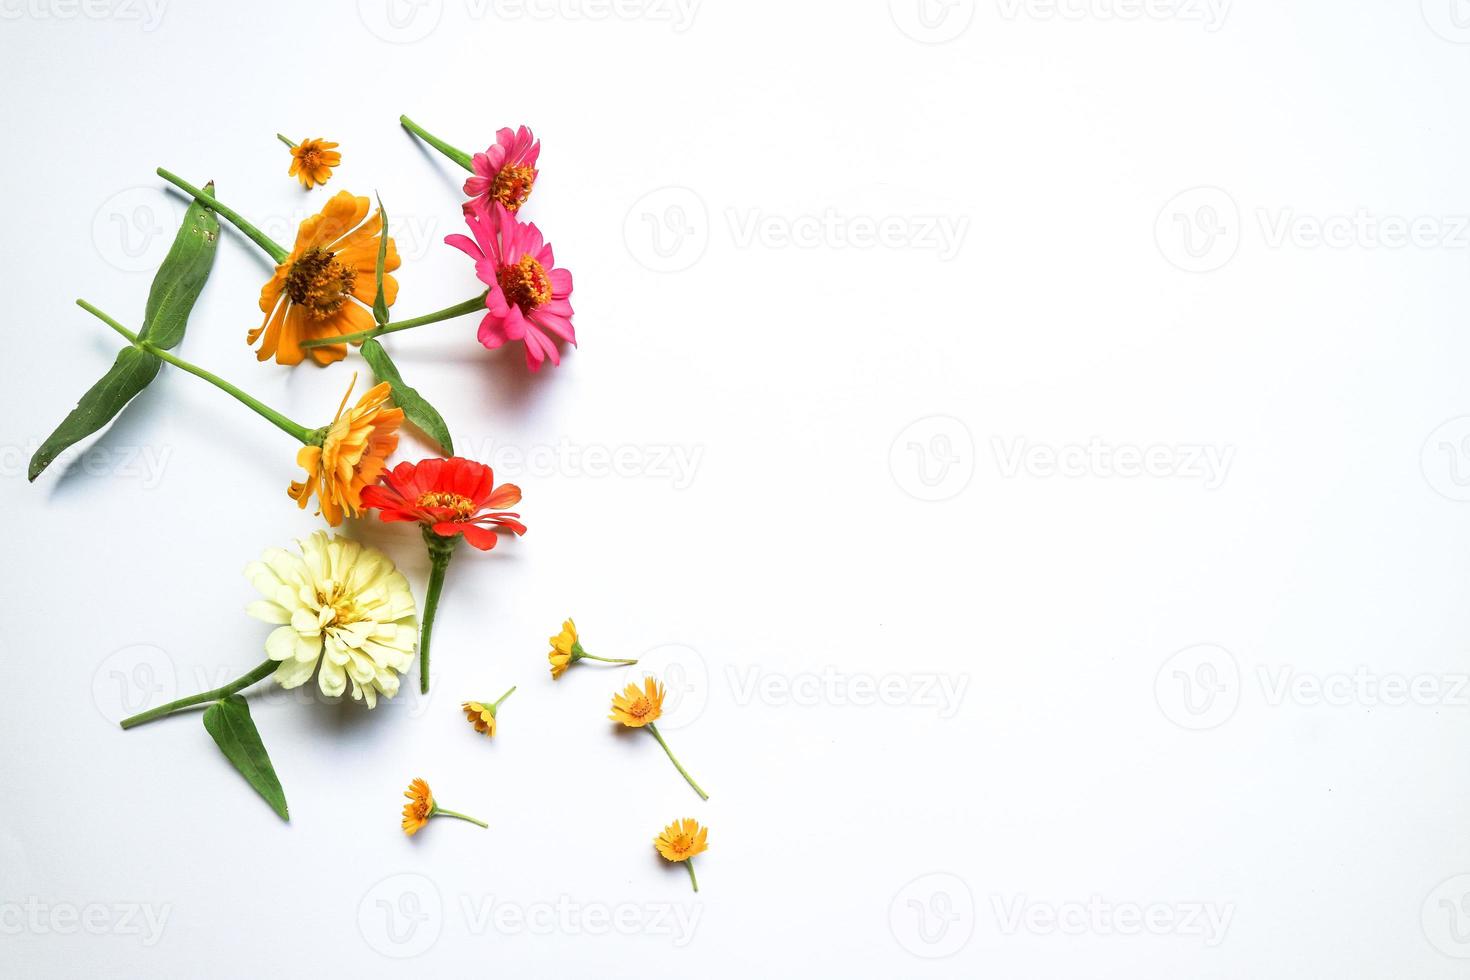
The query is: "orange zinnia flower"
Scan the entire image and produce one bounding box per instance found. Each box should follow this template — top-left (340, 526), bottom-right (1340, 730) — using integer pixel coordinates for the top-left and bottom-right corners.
top-left (287, 137), bottom-right (341, 189)
top-left (289, 377), bottom-right (403, 526)
top-left (401, 778), bottom-right (434, 835)
top-left (251, 190), bottom-right (400, 366)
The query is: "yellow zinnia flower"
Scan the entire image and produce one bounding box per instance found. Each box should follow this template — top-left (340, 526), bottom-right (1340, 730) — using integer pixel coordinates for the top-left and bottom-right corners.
top-left (251, 190), bottom-right (400, 365)
top-left (654, 818), bottom-right (708, 891)
top-left (548, 618), bottom-right (638, 680)
top-left (400, 777), bottom-right (487, 836)
top-left (286, 136), bottom-right (341, 189)
top-left (461, 687), bottom-right (516, 737)
top-left (609, 676), bottom-right (664, 728)
top-left (289, 377), bottom-right (403, 527)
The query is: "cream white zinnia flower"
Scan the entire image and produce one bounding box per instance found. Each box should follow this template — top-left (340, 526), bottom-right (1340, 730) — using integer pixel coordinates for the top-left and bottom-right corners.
top-left (244, 531), bottom-right (417, 707)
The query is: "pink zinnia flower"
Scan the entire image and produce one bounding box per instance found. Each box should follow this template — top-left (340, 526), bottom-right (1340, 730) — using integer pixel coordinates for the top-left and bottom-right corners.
top-left (445, 203), bottom-right (575, 371)
top-left (463, 126), bottom-right (540, 215)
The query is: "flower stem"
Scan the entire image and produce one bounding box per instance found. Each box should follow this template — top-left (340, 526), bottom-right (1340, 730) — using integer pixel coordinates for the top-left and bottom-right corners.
top-left (685, 859), bottom-right (699, 893)
top-left (433, 807), bottom-right (487, 829)
top-left (120, 660), bottom-right (276, 729)
top-left (298, 293), bottom-right (487, 349)
top-left (493, 686), bottom-right (516, 709)
top-left (76, 300), bottom-right (315, 444)
top-left (419, 532), bottom-right (459, 694)
top-left (580, 654), bottom-right (639, 665)
top-left (646, 723), bottom-right (709, 801)
top-left (276, 133), bottom-right (297, 148)
top-left (156, 167), bottom-right (289, 264)
top-left (399, 115), bottom-right (474, 171)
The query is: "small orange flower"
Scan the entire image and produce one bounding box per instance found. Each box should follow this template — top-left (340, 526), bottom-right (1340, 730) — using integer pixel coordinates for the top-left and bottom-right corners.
top-left (251, 190), bottom-right (400, 365)
top-left (289, 377), bottom-right (403, 527)
top-left (399, 777), bottom-right (486, 835)
top-left (287, 137), bottom-right (341, 189)
top-left (609, 676), bottom-right (664, 728)
top-left (401, 778), bottom-right (434, 836)
top-left (461, 687), bottom-right (515, 737)
top-left (655, 818), bottom-right (708, 892)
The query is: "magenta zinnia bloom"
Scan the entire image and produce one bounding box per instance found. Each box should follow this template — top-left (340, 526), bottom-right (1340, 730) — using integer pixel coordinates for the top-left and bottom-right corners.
top-left (445, 202), bottom-right (575, 371)
top-left (463, 126), bottom-right (540, 215)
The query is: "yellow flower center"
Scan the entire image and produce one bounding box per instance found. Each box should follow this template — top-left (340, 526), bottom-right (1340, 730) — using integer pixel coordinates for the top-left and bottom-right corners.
top-left (626, 695), bottom-right (655, 719)
top-left (313, 578), bottom-right (363, 629)
top-left (497, 254), bottom-right (552, 313)
top-left (667, 832), bottom-right (695, 855)
top-left (416, 491), bottom-right (476, 517)
top-left (491, 164), bottom-right (536, 211)
top-left (285, 247), bottom-right (356, 319)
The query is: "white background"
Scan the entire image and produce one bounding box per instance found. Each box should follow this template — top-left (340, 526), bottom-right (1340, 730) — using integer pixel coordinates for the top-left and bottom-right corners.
top-left (4, 0), bottom-right (1470, 976)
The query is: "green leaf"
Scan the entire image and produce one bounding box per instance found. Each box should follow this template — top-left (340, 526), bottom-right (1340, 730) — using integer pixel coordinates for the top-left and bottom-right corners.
top-left (202, 695), bottom-right (288, 821)
top-left (26, 347), bottom-right (161, 481)
top-left (138, 181), bottom-right (221, 350)
top-left (372, 193), bottom-right (390, 328)
top-left (359, 339), bottom-right (454, 455)
top-left (28, 183), bottom-right (220, 481)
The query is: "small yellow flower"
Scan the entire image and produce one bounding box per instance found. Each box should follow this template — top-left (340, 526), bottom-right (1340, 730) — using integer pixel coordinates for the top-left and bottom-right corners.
top-left (399, 777), bottom-right (487, 836)
top-left (655, 818), bottom-right (708, 891)
top-left (461, 687), bottom-right (516, 737)
top-left (285, 136), bottom-right (341, 189)
top-left (609, 677), bottom-right (664, 728)
top-left (549, 618), bottom-right (637, 679)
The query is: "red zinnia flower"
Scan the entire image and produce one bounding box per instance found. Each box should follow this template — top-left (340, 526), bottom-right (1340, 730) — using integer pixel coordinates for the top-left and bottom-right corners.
top-left (361, 457), bottom-right (525, 551)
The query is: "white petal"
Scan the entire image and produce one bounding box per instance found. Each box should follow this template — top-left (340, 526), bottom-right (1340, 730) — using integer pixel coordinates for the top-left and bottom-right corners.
top-left (273, 656), bottom-right (314, 689)
top-left (264, 625), bottom-right (299, 661)
top-left (246, 600), bottom-right (292, 625)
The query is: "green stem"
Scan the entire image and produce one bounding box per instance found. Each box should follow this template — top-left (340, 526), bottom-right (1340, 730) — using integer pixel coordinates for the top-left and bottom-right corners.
top-left (120, 660), bottom-right (276, 729)
top-left (400, 115), bottom-right (474, 171)
top-left (419, 534), bottom-right (458, 694)
top-left (299, 293), bottom-right (487, 349)
top-left (493, 686), bottom-right (516, 709)
top-left (433, 806), bottom-right (487, 829)
top-left (685, 859), bottom-right (699, 893)
top-left (579, 653), bottom-right (639, 665)
top-left (646, 723), bottom-right (709, 800)
top-left (276, 133), bottom-right (297, 148)
top-left (76, 300), bottom-right (315, 444)
top-left (156, 167), bottom-right (289, 264)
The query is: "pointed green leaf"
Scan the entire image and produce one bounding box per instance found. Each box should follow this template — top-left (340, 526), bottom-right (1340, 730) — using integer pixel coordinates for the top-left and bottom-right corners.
top-left (359, 339), bottom-right (454, 455)
top-left (202, 695), bottom-right (288, 821)
top-left (138, 182), bottom-right (221, 350)
top-left (28, 183), bottom-right (220, 481)
top-left (373, 193), bottom-right (390, 327)
top-left (27, 347), bottom-right (161, 481)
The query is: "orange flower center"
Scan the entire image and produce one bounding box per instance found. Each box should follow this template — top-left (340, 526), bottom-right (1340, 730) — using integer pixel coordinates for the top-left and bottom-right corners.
top-left (416, 491), bottom-right (476, 518)
top-left (497, 254), bottom-right (552, 313)
top-left (667, 833), bottom-right (695, 855)
top-left (286, 247), bottom-right (356, 319)
top-left (626, 696), bottom-right (655, 719)
top-left (492, 164), bottom-right (536, 211)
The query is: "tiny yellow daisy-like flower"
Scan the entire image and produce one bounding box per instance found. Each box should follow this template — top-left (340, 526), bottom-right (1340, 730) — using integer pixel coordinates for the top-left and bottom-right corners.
top-left (549, 618), bottom-right (637, 679)
top-left (400, 777), bottom-right (487, 836)
top-left (610, 677), bottom-right (664, 728)
top-left (461, 687), bottom-right (516, 737)
top-left (655, 818), bottom-right (708, 891)
top-left (283, 135), bottom-right (341, 189)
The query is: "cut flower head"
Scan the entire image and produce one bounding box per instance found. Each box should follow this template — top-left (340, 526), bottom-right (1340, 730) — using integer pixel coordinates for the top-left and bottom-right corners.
top-left (287, 137), bottom-right (341, 189)
top-left (655, 818), bottom-right (708, 863)
top-left (400, 776), bottom-right (487, 835)
top-left (461, 687), bottom-right (515, 737)
top-left (361, 456), bottom-right (525, 550)
top-left (245, 530), bottom-right (417, 707)
top-left (289, 377), bottom-right (403, 527)
top-left (548, 618), bottom-right (580, 678)
top-left (445, 202), bottom-right (574, 372)
top-left (610, 676), bottom-right (665, 728)
top-left (463, 125), bottom-right (540, 215)
top-left (252, 190), bottom-right (400, 365)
